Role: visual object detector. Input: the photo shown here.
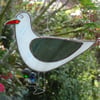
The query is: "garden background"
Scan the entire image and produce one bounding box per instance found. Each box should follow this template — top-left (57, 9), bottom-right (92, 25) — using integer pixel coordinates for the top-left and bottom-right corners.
top-left (0, 0), bottom-right (100, 100)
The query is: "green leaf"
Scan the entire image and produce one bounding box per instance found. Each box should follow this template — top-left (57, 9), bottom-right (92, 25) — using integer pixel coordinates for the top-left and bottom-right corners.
top-left (80, 0), bottom-right (93, 6)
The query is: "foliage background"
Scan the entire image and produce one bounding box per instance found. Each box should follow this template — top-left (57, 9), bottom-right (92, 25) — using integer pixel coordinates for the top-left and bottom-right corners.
top-left (0, 0), bottom-right (100, 100)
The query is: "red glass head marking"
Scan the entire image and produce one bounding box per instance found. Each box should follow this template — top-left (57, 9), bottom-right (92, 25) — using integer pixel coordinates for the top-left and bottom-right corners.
top-left (5, 20), bottom-right (20, 25)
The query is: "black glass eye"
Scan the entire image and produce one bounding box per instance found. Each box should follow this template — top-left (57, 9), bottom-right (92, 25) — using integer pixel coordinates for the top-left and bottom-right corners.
top-left (19, 15), bottom-right (24, 19)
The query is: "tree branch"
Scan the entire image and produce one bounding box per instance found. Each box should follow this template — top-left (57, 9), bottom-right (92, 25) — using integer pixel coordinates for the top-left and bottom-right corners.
top-left (36, 0), bottom-right (78, 27)
top-left (0, 59), bottom-right (13, 69)
top-left (32, 0), bottom-right (56, 24)
top-left (0, 0), bottom-right (13, 35)
top-left (50, 0), bottom-right (70, 16)
top-left (50, 27), bottom-right (88, 36)
top-left (2, 40), bottom-right (16, 62)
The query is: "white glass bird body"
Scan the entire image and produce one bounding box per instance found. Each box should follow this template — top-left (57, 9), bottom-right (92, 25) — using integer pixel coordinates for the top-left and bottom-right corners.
top-left (6, 12), bottom-right (94, 72)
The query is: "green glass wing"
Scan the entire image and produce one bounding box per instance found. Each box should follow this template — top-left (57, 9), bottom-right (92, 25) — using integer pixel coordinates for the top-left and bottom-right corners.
top-left (30, 38), bottom-right (82, 62)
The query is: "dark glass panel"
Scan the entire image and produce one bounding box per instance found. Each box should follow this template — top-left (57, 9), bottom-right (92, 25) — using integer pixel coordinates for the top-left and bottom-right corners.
top-left (30, 38), bottom-right (82, 62)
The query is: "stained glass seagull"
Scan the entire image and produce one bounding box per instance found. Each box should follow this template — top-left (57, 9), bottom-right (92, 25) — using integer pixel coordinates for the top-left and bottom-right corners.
top-left (5, 12), bottom-right (94, 72)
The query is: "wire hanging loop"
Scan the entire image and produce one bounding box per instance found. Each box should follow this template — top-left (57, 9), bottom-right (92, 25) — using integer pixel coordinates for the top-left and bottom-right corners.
top-left (22, 68), bottom-right (46, 95)
top-left (43, 11), bottom-right (51, 33)
top-left (32, 72), bottom-right (46, 95)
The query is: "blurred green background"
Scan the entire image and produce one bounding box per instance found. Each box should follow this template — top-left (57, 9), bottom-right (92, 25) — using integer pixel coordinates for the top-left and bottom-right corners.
top-left (0, 0), bottom-right (100, 100)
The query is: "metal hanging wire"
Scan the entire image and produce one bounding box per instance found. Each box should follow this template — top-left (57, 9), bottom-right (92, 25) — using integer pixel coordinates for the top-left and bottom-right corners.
top-left (43, 0), bottom-right (60, 34)
top-left (33, 72), bottom-right (46, 95)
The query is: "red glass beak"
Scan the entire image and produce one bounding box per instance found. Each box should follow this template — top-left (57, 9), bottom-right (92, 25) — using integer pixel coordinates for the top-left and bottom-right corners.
top-left (5, 20), bottom-right (20, 25)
